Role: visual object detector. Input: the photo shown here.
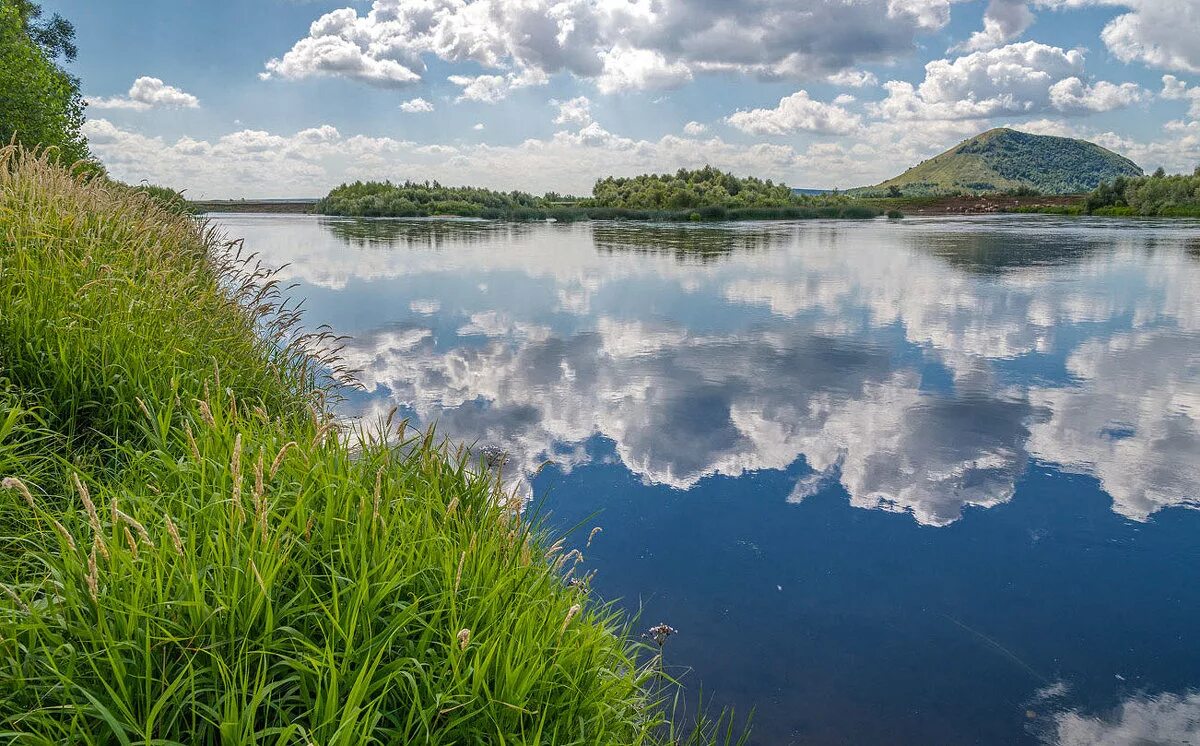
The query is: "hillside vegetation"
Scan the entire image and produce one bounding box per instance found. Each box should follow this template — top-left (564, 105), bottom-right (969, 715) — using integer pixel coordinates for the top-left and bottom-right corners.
top-left (318, 167), bottom-right (882, 221)
top-left (1084, 168), bottom-right (1200, 216)
top-left (857, 128), bottom-right (1143, 196)
top-left (0, 147), bottom-right (744, 744)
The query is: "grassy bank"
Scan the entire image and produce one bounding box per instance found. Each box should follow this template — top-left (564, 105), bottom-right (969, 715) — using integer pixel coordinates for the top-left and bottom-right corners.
top-left (0, 147), bottom-right (744, 744)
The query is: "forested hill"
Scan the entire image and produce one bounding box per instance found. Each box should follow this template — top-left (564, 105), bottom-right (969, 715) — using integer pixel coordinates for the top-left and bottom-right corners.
top-left (856, 128), bottom-right (1144, 196)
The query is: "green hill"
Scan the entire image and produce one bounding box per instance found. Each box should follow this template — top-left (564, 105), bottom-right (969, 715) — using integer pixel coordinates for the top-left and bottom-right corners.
top-left (856, 128), bottom-right (1143, 196)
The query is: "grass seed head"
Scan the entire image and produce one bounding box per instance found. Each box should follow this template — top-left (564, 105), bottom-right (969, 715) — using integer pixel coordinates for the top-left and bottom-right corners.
top-left (1, 477), bottom-right (35, 509)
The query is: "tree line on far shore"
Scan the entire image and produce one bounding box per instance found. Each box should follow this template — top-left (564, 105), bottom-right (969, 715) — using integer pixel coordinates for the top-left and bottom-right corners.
top-left (317, 167), bottom-right (883, 221)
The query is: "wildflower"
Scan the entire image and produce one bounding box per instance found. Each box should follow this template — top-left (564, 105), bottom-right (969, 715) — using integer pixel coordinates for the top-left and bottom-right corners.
top-left (646, 623), bottom-right (677, 647)
top-left (457, 628), bottom-right (470, 650)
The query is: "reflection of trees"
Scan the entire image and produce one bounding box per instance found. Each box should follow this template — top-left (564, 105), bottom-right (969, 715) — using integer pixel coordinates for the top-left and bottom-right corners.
top-left (592, 223), bottom-right (792, 263)
top-left (320, 217), bottom-right (520, 248)
top-left (1187, 237), bottom-right (1200, 261)
top-left (913, 229), bottom-right (1105, 274)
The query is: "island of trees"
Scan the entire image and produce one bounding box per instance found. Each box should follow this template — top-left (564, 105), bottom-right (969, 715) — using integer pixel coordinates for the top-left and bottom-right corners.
top-left (316, 167), bottom-right (884, 221)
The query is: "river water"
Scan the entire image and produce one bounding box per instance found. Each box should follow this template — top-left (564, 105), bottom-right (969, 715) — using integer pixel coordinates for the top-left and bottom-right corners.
top-left (214, 213), bottom-right (1200, 745)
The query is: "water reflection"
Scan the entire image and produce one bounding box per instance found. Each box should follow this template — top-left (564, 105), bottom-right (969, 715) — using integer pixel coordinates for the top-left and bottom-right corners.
top-left (592, 223), bottom-right (792, 263)
top-left (225, 215), bottom-right (1200, 528)
top-left (321, 216), bottom-right (508, 248)
top-left (218, 213), bottom-right (1200, 744)
top-left (1038, 688), bottom-right (1200, 745)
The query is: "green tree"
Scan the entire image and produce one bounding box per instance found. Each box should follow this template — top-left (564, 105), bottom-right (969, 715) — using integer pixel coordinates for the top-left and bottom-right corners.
top-left (0, 0), bottom-right (91, 165)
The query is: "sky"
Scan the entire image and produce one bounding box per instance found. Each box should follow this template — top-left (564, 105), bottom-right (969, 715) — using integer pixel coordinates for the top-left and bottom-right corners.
top-left (43, 0), bottom-right (1200, 198)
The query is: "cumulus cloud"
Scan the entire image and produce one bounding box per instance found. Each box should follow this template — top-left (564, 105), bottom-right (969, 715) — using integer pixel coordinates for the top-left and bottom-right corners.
top-left (826, 69), bottom-right (880, 88)
top-left (82, 116), bottom-right (875, 197)
top-left (263, 0), bottom-right (971, 93)
top-left (726, 90), bottom-right (862, 136)
top-left (399, 96), bottom-right (434, 112)
top-left (953, 0), bottom-right (1035, 52)
top-left (683, 121), bottom-right (708, 136)
top-left (87, 76), bottom-right (200, 110)
top-left (596, 46), bottom-right (692, 93)
top-left (552, 96), bottom-right (592, 126)
top-left (1161, 74), bottom-right (1200, 118)
top-left (1031, 0), bottom-right (1200, 73)
top-left (871, 42), bottom-right (1145, 121)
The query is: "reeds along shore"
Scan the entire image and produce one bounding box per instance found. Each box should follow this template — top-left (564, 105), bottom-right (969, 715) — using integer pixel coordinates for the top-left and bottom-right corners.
top-left (0, 148), bottom-right (746, 744)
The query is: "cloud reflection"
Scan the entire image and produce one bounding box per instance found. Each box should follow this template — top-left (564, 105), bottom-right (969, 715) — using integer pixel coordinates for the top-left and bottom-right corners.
top-left (224, 215), bottom-right (1200, 526)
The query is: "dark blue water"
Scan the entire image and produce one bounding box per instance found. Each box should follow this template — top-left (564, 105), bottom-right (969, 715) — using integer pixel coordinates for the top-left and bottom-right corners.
top-left (217, 213), bottom-right (1200, 745)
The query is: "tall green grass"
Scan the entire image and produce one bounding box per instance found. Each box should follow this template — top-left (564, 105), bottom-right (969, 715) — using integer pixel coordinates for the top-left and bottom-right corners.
top-left (0, 147), bottom-right (747, 744)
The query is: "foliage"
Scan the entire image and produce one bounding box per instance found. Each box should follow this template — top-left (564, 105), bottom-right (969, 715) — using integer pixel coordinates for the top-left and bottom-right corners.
top-left (0, 0), bottom-right (90, 165)
top-left (0, 147), bottom-right (748, 744)
top-left (857, 128), bottom-right (1143, 196)
top-left (318, 167), bottom-right (881, 221)
top-left (317, 180), bottom-right (549, 218)
top-left (1084, 170), bottom-right (1200, 217)
top-left (590, 167), bottom-right (796, 209)
top-left (116, 181), bottom-right (193, 214)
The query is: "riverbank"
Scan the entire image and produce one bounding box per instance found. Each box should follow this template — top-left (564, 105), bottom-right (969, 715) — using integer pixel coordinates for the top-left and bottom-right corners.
top-left (0, 148), bottom-right (742, 744)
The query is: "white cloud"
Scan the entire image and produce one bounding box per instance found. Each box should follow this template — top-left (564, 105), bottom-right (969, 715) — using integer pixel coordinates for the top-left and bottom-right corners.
top-left (473, 122), bottom-right (485, 130)
top-left (399, 97), bottom-right (434, 113)
top-left (1032, 0), bottom-right (1200, 73)
top-left (552, 96), bottom-right (593, 126)
top-left (1161, 74), bottom-right (1200, 118)
top-left (683, 121), bottom-right (708, 136)
top-left (826, 69), bottom-right (880, 88)
top-left (87, 76), bottom-right (200, 111)
top-left (263, 0), bottom-right (972, 93)
top-left (953, 0), bottom-right (1035, 52)
top-left (449, 68), bottom-right (547, 103)
top-left (726, 90), bottom-right (862, 136)
top-left (596, 46), bottom-right (692, 94)
top-left (871, 42), bottom-right (1145, 121)
top-left (1048, 77), bottom-right (1146, 113)
top-left (1098, 0), bottom-right (1200, 74)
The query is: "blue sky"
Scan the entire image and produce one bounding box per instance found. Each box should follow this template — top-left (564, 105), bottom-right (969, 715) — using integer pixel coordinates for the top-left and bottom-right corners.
top-left (44, 0), bottom-right (1200, 197)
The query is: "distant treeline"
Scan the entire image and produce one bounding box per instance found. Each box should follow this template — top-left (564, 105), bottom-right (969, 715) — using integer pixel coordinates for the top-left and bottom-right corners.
top-left (316, 167), bottom-right (884, 221)
top-left (1084, 167), bottom-right (1200, 217)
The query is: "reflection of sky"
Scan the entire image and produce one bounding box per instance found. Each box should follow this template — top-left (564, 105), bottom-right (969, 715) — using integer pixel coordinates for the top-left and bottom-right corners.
top-left (218, 213), bottom-right (1200, 528)
top-left (216, 214), bottom-right (1200, 744)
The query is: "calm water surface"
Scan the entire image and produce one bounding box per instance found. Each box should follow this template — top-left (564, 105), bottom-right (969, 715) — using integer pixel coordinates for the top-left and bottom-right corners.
top-left (215, 213), bottom-right (1200, 745)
